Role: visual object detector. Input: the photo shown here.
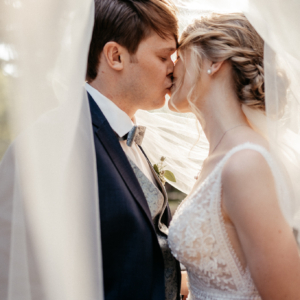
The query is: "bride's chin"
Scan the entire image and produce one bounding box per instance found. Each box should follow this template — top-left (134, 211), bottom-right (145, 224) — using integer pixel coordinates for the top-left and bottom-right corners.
top-left (169, 98), bottom-right (193, 113)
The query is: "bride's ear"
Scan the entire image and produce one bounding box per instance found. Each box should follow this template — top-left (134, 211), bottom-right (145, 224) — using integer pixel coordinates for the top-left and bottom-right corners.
top-left (103, 42), bottom-right (124, 71)
top-left (209, 60), bottom-right (224, 75)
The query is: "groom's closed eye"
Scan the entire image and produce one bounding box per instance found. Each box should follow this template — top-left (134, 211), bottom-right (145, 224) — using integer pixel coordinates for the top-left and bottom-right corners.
top-left (156, 47), bottom-right (176, 62)
top-left (158, 53), bottom-right (173, 62)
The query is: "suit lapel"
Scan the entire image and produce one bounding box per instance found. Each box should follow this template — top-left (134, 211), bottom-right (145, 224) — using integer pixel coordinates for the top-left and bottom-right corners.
top-left (88, 93), bottom-right (154, 228)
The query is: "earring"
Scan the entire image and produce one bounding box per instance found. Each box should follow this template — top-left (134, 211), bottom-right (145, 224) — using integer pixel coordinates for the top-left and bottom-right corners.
top-left (207, 69), bottom-right (212, 75)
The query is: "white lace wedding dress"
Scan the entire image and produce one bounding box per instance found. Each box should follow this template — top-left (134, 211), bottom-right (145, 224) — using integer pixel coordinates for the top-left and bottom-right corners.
top-left (168, 143), bottom-right (282, 300)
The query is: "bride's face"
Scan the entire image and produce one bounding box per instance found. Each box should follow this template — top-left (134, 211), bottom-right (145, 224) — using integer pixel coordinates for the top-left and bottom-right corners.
top-left (168, 49), bottom-right (194, 113)
top-left (169, 49), bottom-right (215, 114)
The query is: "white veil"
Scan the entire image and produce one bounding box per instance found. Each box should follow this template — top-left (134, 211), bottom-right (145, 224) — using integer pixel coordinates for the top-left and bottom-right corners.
top-left (245, 0), bottom-right (300, 242)
top-left (0, 0), bottom-right (103, 299)
top-left (1, 0), bottom-right (300, 299)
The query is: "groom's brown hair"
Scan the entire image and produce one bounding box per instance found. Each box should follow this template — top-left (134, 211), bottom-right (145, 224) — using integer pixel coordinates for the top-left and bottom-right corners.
top-left (86, 0), bottom-right (178, 81)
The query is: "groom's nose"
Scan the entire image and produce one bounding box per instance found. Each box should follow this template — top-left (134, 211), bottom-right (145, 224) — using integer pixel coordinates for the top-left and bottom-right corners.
top-left (167, 59), bottom-right (174, 76)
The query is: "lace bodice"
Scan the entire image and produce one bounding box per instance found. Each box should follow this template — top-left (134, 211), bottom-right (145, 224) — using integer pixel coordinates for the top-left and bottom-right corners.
top-left (168, 143), bottom-right (282, 300)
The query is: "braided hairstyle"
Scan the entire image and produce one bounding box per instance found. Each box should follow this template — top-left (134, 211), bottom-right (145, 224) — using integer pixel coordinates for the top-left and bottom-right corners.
top-left (180, 13), bottom-right (266, 110)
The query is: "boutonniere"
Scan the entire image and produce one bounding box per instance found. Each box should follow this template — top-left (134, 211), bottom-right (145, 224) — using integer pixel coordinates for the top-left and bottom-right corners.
top-left (153, 156), bottom-right (176, 186)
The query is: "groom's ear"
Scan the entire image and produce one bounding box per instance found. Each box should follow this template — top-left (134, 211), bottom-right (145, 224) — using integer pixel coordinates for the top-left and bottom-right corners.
top-left (103, 42), bottom-right (124, 71)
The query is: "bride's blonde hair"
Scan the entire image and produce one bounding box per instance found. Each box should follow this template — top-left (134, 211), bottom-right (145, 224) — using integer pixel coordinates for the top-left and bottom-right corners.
top-left (178, 13), bottom-right (266, 110)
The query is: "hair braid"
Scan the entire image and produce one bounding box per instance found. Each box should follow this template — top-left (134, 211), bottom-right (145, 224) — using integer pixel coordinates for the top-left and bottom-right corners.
top-left (230, 48), bottom-right (265, 109)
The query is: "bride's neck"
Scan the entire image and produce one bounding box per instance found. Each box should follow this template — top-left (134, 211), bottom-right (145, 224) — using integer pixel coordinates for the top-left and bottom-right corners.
top-left (196, 86), bottom-right (248, 155)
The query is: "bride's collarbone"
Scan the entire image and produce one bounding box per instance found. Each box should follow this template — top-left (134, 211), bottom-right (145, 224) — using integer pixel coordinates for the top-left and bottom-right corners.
top-left (198, 152), bottom-right (227, 181)
top-left (197, 148), bottom-right (242, 182)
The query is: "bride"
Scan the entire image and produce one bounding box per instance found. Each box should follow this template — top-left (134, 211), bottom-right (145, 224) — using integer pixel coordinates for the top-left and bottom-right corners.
top-left (167, 13), bottom-right (300, 299)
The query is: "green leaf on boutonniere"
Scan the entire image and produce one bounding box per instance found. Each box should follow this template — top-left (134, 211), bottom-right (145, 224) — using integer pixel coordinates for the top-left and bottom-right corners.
top-left (164, 170), bottom-right (176, 182)
top-left (153, 164), bottom-right (159, 175)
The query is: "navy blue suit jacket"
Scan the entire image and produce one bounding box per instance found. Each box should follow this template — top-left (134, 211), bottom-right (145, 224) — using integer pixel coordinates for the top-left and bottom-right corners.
top-left (88, 93), bottom-right (180, 300)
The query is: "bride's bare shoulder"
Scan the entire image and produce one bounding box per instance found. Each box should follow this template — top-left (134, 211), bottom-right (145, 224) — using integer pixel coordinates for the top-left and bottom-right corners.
top-left (220, 135), bottom-right (276, 212)
top-left (222, 146), bottom-right (270, 182)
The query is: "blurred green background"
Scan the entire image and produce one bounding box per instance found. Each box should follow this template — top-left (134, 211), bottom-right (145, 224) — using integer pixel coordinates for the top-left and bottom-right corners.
top-left (166, 183), bottom-right (186, 216)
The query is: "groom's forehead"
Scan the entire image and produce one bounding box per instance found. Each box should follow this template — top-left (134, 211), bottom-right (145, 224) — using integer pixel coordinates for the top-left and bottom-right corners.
top-left (141, 32), bottom-right (177, 52)
top-left (154, 44), bottom-right (177, 56)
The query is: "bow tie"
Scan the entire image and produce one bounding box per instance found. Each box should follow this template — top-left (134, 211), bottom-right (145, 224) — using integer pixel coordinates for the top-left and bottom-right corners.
top-left (119, 125), bottom-right (146, 147)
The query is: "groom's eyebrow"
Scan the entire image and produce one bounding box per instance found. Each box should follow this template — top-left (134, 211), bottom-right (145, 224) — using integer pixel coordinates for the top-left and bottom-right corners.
top-left (157, 47), bottom-right (177, 53)
top-left (163, 47), bottom-right (176, 52)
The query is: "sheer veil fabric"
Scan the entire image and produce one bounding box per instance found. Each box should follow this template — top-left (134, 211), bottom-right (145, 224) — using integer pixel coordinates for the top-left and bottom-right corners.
top-left (0, 0), bottom-right (103, 299)
top-left (1, 0), bottom-right (300, 299)
top-left (244, 0), bottom-right (300, 243)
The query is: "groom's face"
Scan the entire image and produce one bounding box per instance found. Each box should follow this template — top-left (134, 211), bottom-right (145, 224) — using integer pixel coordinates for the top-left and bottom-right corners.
top-left (123, 31), bottom-right (176, 110)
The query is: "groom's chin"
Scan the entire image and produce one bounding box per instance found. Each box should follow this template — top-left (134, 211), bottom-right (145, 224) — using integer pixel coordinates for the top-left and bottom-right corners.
top-left (147, 96), bottom-right (167, 110)
top-left (157, 95), bottom-right (167, 108)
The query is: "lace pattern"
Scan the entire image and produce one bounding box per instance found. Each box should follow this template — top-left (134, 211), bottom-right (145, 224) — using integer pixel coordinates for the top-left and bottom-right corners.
top-left (168, 143), bottom-right (279, 299)
top-left (187, 272), bottom-right (261, 300)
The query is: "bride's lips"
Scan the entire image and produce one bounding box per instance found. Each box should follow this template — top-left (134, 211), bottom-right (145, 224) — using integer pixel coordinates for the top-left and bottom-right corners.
top-left (166, 84), bottom-right (173, 96)
top-left (166, 83), bottom-right (173, 91)
top-left (170, 83), bottom-right (176, 93)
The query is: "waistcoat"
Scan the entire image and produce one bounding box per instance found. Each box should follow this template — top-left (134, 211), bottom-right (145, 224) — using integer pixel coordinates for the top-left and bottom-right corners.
top-left (128, 156), bottom-right (179, 300)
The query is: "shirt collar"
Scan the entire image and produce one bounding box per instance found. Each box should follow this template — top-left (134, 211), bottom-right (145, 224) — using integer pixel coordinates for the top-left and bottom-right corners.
top-left (85, 83), bottom-right (135, 137)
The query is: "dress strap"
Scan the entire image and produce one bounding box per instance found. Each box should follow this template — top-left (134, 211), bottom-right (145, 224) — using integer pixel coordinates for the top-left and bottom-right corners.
top-left (215, 142), bottom-right (285, 204)
top-left (217, 142), bottom-right (274, 174)
top-left (210, 142), bottom-right (278, 291)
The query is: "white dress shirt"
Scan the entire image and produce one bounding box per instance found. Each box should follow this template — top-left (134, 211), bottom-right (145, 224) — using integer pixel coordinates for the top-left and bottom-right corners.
top-left (86, 83), bottom-right (157, 186)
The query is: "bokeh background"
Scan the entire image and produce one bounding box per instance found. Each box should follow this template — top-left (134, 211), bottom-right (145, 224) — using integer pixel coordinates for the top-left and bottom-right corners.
top-left (166, 183), bottom-right (186, 215)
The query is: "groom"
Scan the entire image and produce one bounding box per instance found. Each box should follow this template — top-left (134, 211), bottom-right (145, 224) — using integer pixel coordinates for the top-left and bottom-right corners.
top-left (86, 0), bottom-right (181, 299)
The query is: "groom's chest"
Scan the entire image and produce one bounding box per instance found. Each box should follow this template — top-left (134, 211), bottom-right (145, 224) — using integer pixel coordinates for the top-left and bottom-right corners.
top-left (94, 125), bottom-right (168, 230)
top-left (127, 156), bottom-right (166, 221)
top-left (119, 139), bottom-right (158, 188)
